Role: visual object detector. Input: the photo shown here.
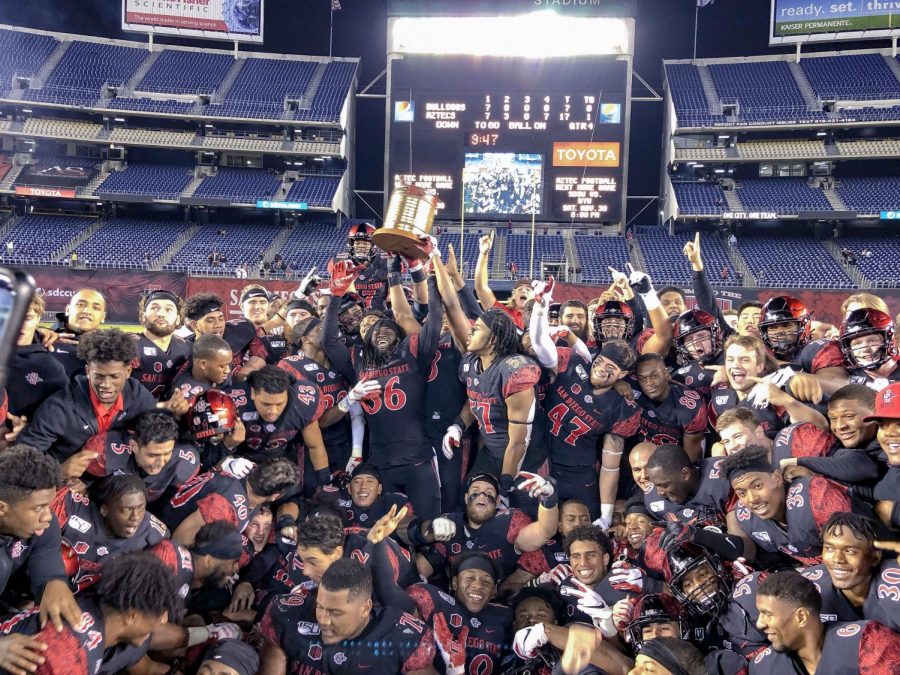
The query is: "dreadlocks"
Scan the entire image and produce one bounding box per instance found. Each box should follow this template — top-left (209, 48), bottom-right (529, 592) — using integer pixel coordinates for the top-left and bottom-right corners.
top-left (481, 309), bottom-right (520, 358)
top-left (361, 318), bottom-right (406, 371)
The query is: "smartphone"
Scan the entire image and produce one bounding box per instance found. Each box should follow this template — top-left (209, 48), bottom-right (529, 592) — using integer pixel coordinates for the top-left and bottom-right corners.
top-left (0, 267), bottom-right (34, 394)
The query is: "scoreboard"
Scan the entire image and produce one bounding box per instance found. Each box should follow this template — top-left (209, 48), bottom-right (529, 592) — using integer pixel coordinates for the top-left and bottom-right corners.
top-left (387, 55), bottom-right (629, 224)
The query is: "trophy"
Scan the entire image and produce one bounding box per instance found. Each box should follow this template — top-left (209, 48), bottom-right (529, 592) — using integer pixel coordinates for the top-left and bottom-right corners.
top-left (372, 185), bottom-right (440, 260)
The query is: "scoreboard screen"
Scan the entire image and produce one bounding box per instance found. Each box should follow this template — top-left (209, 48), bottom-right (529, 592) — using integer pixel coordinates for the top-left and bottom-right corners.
top-left (387, 55), bottom-right (628, 223)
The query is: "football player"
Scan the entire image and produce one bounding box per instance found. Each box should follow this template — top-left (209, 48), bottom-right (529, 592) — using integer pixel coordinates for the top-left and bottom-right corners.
top-left (170, 334), bottom-right (233, 400)
top-left (131, 290), bottom-right (190, 399)
top-left (49, 287), bottom-right (107, 378)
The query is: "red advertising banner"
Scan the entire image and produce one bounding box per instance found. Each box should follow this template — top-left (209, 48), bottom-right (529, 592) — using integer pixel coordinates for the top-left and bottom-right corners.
top-left (24, 266), bottom-right (188, 324)
top-left (14, 186), bottom-right (78, 198)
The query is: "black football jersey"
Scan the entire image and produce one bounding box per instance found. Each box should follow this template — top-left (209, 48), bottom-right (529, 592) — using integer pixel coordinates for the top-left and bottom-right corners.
top-left (557, 572), bottom-right (629, 625)
top-left (803, 560), bottom-right (900, 632)
top-left (644, 457), bottom-right (732, 528)
top-left (345, 252), bottom-right (389, 311)
top-left (631, 380), bottom-right (707, 446)
top-left (430, 509), bottom-right (533, 581)
top-left (258, 588), bottom-right (326, 674)
top-left (671, 357), bottom-right (721, 399)
top-left (424, 333), bottom-right (467, 440)
top-left (708, 384), bottom-right (787, 438)
top-left (147, 540), bottom-right (196, 600)
top-left (131, 334), bottom-right (192, 399)
top-left (162, 470), bottom-right (258, 534)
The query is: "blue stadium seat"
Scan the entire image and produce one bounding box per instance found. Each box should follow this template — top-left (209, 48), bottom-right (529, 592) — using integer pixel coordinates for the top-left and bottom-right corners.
top-left (0, 215), bottom-right (95, 264)
top-left (75, 218), bottom-right (189, 267)
top-left (738, 236), bottom-right (853, 288)
top-left (638, 231), bottom-right (739, 287)
top-left (735, 179), bottom-right (831, 215)
top-left (0, 29), bottom-right (58, 97)
top-left (193, 168), bottom-right (282, 203)
top-left (166, 224), bottom-right (282, 274)
top-left (672, 182), bottom-right (727, 216)
top-left (284, 176), bottom-right (341, 208)
top-left (572, 234), bottom-right (630, 284)
top-left (800, 54), bottom-right (900, 101)
top-left (95, 164), bottom-right (194, 201)
top-left (137, 50), bottom-right (235, 95)
top-left (835, 177), bottom-right (900, 215)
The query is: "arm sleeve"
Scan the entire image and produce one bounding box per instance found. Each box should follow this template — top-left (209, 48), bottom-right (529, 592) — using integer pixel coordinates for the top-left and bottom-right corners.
top-left (625, 296), bottom-right (645, 336)
top-left (416, 276), bottom-right (444, 371)
top-left (322, 294), bottom-right (356, 382)
top-left (27, 519), bottom-right (69, 598)
top-left (529, 302), bottom-right (558, 370)
top-left (370, 540), bottom-right (417, 613)
top-left (797, 448), bottom-right (881, 484)
top-left (456, 285), bottom-right (482, 321)
top-left (692, 269), bottom-right (729, 333)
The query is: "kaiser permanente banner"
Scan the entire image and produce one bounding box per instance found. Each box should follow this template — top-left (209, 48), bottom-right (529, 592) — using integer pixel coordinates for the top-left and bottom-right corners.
top-left (771, 0), bottom-right (900, 44)
top-left (122, 0), bottom-right (264, 43)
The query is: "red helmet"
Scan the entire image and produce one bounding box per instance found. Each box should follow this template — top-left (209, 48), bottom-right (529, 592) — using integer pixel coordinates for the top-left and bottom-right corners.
top-left (347, 222), bottom-right (376, 264)
top-left (592, 300), bottom-right (635, 344)
top-left (627, 593), bottom-right (690, 648)
top-left (187, 389), bottom-right (237, 440)
top-left (758, 296), bottom-right (811, 360)
top-left (840, 308), bottom-right (897, 370)
top-left (674, 309), bottom-right (723, 364)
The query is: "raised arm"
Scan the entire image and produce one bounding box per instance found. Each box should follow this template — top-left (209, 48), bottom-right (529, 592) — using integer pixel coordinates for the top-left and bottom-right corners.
top-left (432, 252), bottom-right (471, 353)
top-left (474, 231), bottom-right (498, 311)
top-left (387, 254), bottom-right (422, 336)
top-left (529, 279), bottom-right (559, 371)
top-left (684, 232), bottom-right (730, 333)
top-left (416, 275), bottom-right (444, 371)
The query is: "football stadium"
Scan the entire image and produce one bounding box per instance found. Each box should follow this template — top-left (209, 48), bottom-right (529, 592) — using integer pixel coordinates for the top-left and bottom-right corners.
top-left (0, 0), bottom-right (895, 672)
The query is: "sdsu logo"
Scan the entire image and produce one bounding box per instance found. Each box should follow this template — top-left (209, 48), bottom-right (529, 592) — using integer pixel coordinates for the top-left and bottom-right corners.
top-left (836, 623), bottom-right (861, 637)
top-left (308, 645), bottom-right (322, 661)
top-left (332, 652), bottom-right (347, 665)
top-left (25, 372), bottom-right (42, 386)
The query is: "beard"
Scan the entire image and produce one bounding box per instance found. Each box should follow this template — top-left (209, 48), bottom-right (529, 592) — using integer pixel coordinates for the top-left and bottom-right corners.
top-left (143, 317), bottom-right (176, 338)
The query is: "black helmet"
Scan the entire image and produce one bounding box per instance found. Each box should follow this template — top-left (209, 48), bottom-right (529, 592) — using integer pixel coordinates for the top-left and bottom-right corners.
top-left (592, 300), bottom-right (635, 345)
top-left (627, 593), bottom-right (690, 649)
top-left (839, 308), bottom-right (897, 370)
top-left (758, 296), bottom-right (811, 361)
top-left (666, 544), bottom-right (729, 618)
top-left (674, 309), bottom-right (723, 364)
top-left (347, 222), bottom-right (376, 264)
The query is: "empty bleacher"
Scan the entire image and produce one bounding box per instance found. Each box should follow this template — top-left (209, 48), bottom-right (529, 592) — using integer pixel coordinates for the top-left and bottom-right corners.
top-left (707, 61), bottom-right (817, 123)
top-left (0, 214), bottom-right (94, 263)
top-left (573, 233), bottom-right (631, 284)
top-left (736, 139), bottom-right (827, 159)
top-left (505, 234), bottom-right (566, 276)
top-left (276, 221), bottom-right (346, 273)
top-left (835, 139), bottom-right (900, 157)
top-left (837, 235), bottom-right (900, 287)
top-left (638, 231), bottom-right (739, 287)
top-left (675, 147), bottom-right (729, 161)
top-left (835, 177), bottom-right (900, 215)
top-left (106, 97), bottom-right (196, 114)
top-left (437, 228), bottom-right (489, 278)
top-left (0, 29), bottom-right (58, 97)
top-left (734, 179), bottom-right (831, 215)
top-left (108, 127), bottom-right (196, 148)
top-left (664, 63), bottom-right (726, 128)
top-left (165, 223), bottom-right (282, 274)
top-left (22, 118), bottom-right (101, 140)
top-left (738, 236), bottom-right (853, 288)
top-left (192, 168), bottom-right (282, 203)
top-left (74, 218), bottom-right (189, 268)
top-left (672, 182), bottom-right (727, 216)
top-left (95, 164), bottom-right (194, 201)
top-left (800, 53), bottom-right (900, 101)
top-left (207, 58), bottom-right (318, 120)
top-left (136, 50), bottom-right (234, 95)
top-left (296, 61), bottom-right (358, 122)
top-left (284, 175), bottom-right (340, 208)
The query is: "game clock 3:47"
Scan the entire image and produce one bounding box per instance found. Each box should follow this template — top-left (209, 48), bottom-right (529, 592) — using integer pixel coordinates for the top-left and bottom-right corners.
top-left (465, 132), bottom-right (501, 147)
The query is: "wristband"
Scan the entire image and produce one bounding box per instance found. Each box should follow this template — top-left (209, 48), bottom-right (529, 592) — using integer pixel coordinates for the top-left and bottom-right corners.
top-left (315, 468), bottom-right (331, 486)
top-left (410, 268), bottom-right (427, 283)
top-left (539, 491), bottom-right (558, 510)
top-left (388, 273), bottom-right (403, 287)
top-left (639, 289), bottom-right (661, 311)
top-left (276, 515), bottom-right (297, 531)
top-left (600, 504), bottom-right (614, 521)
top-left (452, 416), bottom-right (470, 432)
top-left (186, 626), bottom-right (210, 647)
top-left (499, 474), bottom-right (514, 494)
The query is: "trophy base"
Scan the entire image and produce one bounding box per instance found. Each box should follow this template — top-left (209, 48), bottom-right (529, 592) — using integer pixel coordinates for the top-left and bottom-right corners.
top-left (372, 229), bottom-right (427, 260)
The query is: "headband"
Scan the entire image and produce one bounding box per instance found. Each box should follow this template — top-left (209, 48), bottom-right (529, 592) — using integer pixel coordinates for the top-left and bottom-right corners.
top-left (466, 472), bottom-right (500, 494)
top-left (352, 462), bottom-right (381, 482)
top-left (455, 554), bottom-right (498, 580)
top-left (639, 640), bottom-right (690, 675)
top-left (298, 317), bottom-right (322, 339)
top-left (193, 529), bottom-right (244, 560)
top-left (240, 288), bottom-right (269, 304)
top-left (286, 299), bottom-right (317, 316)
top-left (202, 639), bottom-right (259, 675)
top-left (187, 298), bottom-right (223, 321)
top-left (596, 340), bottom-right (633, 372)
top-left (144, 290), bottom-right (179, 307)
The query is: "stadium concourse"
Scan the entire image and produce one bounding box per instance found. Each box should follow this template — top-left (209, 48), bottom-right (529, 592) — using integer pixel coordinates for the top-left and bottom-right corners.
top-left (0, 8), bottom-right (900, 675)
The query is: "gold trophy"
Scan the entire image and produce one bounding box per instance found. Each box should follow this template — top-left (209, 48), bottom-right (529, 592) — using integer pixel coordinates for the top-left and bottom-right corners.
top-left (373, 185), bottom-right (440, 260)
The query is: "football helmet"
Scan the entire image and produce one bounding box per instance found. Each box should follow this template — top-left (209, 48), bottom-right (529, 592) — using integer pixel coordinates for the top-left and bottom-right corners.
top-left (347, 222), bottom-right (376, 264)
top-left (758, 296), bottom-right (811, 360)
top-left (666, 544), bottom-right (730, 618)
top-left (840, 308), bottom-right (897, 370)
top-left (548, 302), bottom-right (562, 323)
top-left (674, 309), bottom-right (723, 364)
top-left (627, 593), bottom-right (691, 649)
top-left (592, 300), bottom-right (635, 344)
top-left (187, 389), bottom-right (237, 441)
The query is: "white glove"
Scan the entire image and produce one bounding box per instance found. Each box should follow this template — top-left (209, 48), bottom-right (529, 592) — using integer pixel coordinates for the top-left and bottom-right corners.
top-left (592, 515), bottom-right (612, 531)
top-left (220, 456), bottom-right (255, 479)
top-left (348, 379), bottom-right (381, 403)
top-left (431, 517), bottom-right (457, 541)
top-left (208, 622), bottom-right (242, 641)
top-left (608, 561), bottom-right (645, 593)
top-left (441, 424), bottom-right (462, 460)
top-left (547, 325), bottom-right (571, 341)
top-left (345, 449), bottom-right (363, 475)
top-left (516, 471), bottom-right (555, 500)
top-left (530, 277), bottom-right (555, 306)
top-left (536, 563), bottom-right (572, 586)
top-left (567, 579), bottom-right (617, 638)
top-left (295, 266), bottom-right (322, 297)
top-left (513, 623), bottom-right (549, 660)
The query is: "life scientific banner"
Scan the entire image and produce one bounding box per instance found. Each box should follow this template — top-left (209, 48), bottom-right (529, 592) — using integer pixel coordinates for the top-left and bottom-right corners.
top-left (122, 0), bottom-right (264, 43)
top-left (770, 0), bottom-right (900, 44)
top-left (25, 267), bottom-right (188, 324)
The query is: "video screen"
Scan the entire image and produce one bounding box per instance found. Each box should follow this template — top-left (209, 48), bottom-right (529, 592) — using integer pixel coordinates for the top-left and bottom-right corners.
top-left (463, 153), bottom-right (543, 216)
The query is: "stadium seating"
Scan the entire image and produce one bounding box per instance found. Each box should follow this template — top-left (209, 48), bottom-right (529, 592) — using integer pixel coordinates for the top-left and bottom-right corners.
top-left (74, 218), bottom-right (189, 267)
top-left (707, 61), bottom-right (814, 122)
top-left (638, 231), bottom-right (739, 287)
top-left (296, 61), bottom-right (358, 122)
top-left (207, 58), bottom-right (318, 120)
top-left (800, 53), bottom-right (900, 101)
top-left (284, 175), bottom-right (341, 208)
top-left (572, 233), bottom-right (630, 284)
top-left (734, 179), bottom-right (831, 215)
top-left (192, 168), bottom-right (282, 203)
top-left (675, 147), bottom-right (729, 161)
top-left (22, 118), bottom-right (101, 140)
top-left (275, 221), bottom-right (346, 273)
top-left (106, 97), bottom-right (196, 114)
top-left (165, 223), bottom-right (282, 274)
top-left (437, 228), bottom-right (489, 278)
top-left (737, 236), bottom-right (853, 288)
top-left (672, 182), bottom-right (727, 216)
top-left (108, 127), bottom-right (196, 148)
top-left (836, 139), bottom-right (900, 157)
top-left (505, 234), bottom-right (566, 276)
top-left (836, 235), bottom-right (900, 287)
top-left (839, 105), bottom-right (900, 122)
top-left (0, 214), bottom-right (94, 263)
top-left (835, 177), bottom-right (900, 215)
top-left (95, 164), bottom-right (194, 201)
top-left (27, 41), bottom-right (146, 105)
top-left (0, 29), bottom-right (59, 97)
top-left (136, 50), bottom-right (235, 95)
top-left (737, 140), bottom-right (826, 159)
top-left (663, 64), bottom-right (727, 127)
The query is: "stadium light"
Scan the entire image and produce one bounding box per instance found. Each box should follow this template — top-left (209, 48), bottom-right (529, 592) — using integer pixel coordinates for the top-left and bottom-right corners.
top-left (390, 12), bottom-right (630, 58)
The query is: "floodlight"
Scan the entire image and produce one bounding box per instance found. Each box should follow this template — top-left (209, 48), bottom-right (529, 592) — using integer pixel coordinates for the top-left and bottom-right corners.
top-left (390, 12), bottom-right (630, 58)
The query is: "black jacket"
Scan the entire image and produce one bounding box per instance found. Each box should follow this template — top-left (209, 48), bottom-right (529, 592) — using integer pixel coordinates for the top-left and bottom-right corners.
top-left (7, 341), bottom-right (69, 419)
